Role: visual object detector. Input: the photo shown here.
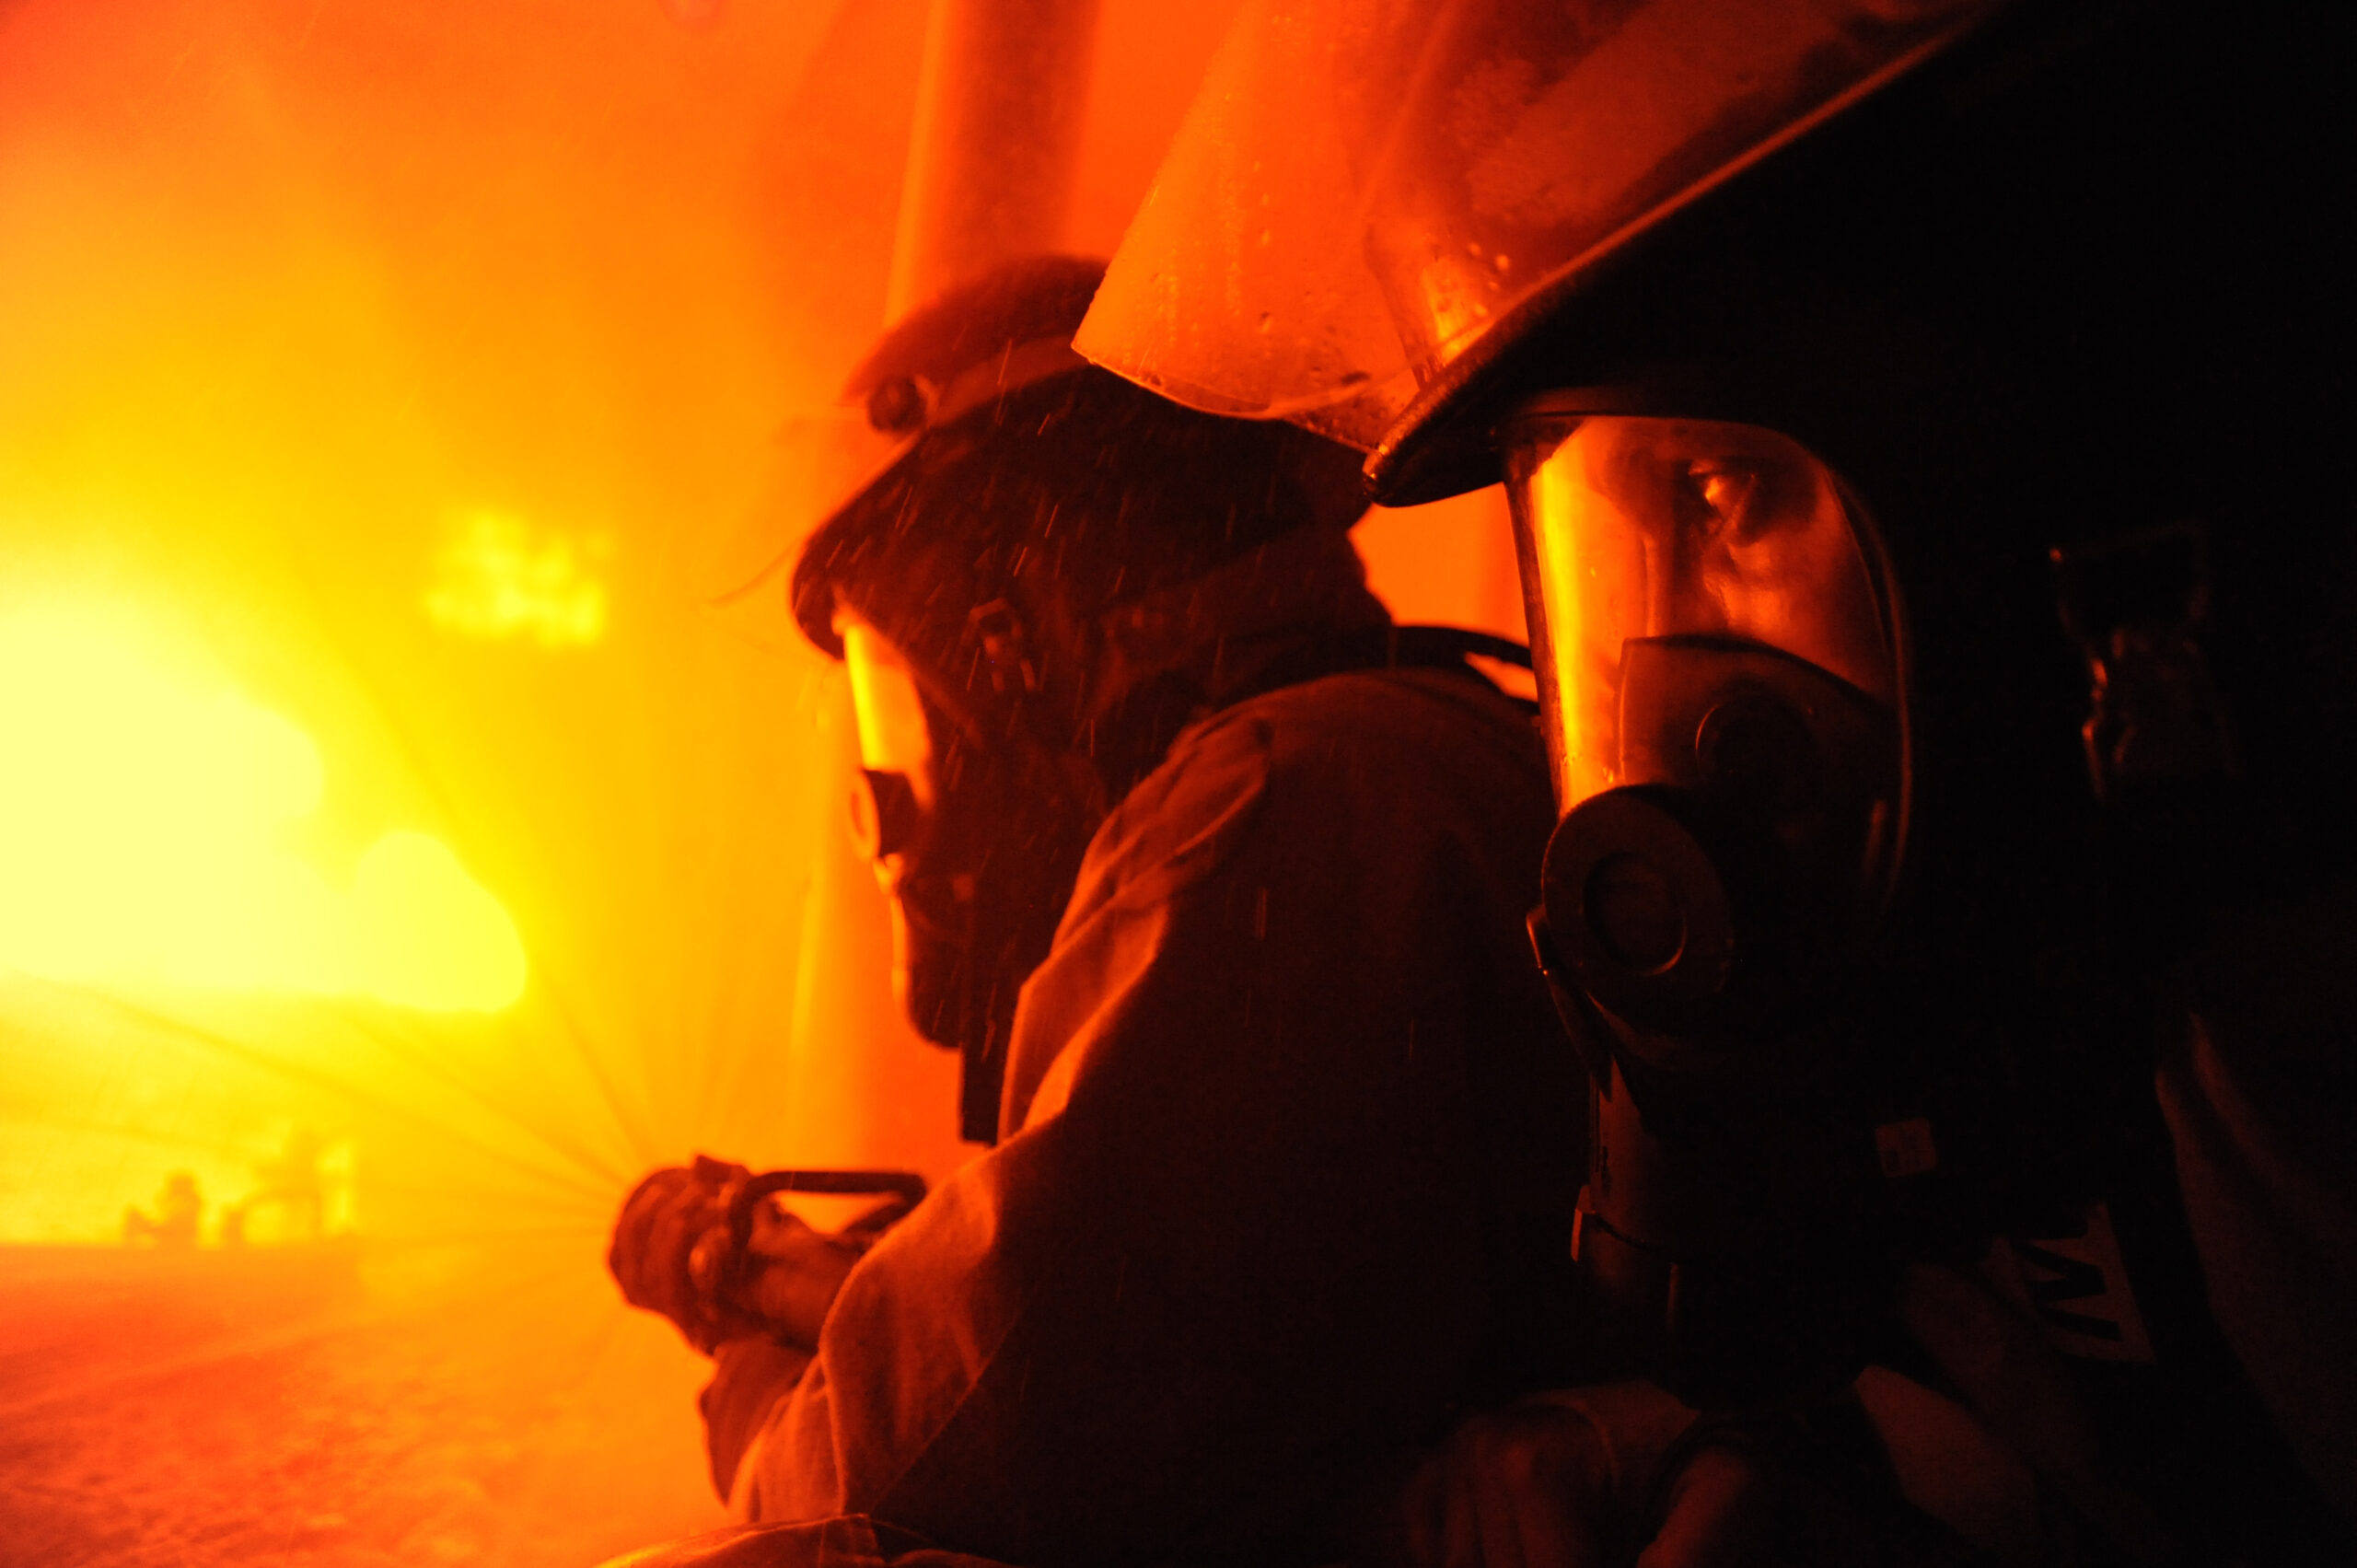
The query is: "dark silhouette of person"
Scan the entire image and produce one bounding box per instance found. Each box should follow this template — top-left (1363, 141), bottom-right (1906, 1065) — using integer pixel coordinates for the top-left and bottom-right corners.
top-left (122, 1169), bottom-right (203, 1249)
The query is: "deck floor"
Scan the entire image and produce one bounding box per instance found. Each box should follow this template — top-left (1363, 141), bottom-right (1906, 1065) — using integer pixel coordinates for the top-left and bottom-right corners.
top-left (0, 1242), bottom-right (727, 1567)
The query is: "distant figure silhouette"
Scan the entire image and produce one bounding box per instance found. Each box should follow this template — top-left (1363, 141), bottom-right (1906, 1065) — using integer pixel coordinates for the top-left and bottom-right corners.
top-left (222, 1128), bottom-right (327, 1245)
top-left (122, 1170), bottom-right (203, 1248)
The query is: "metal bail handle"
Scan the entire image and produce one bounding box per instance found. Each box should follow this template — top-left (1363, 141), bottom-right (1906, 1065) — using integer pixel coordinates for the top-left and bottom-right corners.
top-left (725, 1168), bottom-right (930, 1260)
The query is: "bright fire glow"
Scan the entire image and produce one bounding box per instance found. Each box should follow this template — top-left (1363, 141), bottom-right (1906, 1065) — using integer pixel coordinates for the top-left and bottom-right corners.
top-left (425, 510), bottom-right (610, 646)
top-left (0, 608), bottom-right (527, 1010)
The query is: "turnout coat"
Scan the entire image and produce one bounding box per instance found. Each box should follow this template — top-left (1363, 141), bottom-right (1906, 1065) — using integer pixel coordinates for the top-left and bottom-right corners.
top-left (658, 663), bottom-right (1585, 1568)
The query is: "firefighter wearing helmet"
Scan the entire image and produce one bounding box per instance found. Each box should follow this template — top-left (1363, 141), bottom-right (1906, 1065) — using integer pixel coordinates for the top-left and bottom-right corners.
top-left (1077, 0), bottom-right (2357, 1562)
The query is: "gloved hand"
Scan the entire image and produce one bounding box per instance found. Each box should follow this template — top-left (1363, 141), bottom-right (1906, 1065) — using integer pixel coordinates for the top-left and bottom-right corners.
top-left (736, 1196), bottom-right (865, 1347)
top-left (610, 1155), bottom-right (763, 1353)
top-left (1385, 1382), bottom-right (1771, 1568)
top-left (608, 1155), bottom-right (883, 1354)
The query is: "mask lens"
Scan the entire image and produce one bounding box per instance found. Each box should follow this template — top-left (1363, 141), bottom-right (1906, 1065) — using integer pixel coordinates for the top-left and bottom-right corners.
top-left (1502, 414), bottom-right (1898, 813)
top-left (839, 616), bottom-right (939, 866)
top-left (851, 768), bottom-right (924, 862)
top-left (840, 618), bottom-right (936, 809)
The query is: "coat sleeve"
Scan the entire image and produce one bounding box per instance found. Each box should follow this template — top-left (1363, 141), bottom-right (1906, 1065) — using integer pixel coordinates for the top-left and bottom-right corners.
top-left (2160, 880), bottom-right (2357, 1527)
top-left (728, 676), bottom-right (1579, 1567)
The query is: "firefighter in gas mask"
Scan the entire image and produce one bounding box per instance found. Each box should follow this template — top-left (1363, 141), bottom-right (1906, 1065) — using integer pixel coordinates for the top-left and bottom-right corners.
top-left (605, 257), bottom-right (1595, 1567)
top-left (1077, 0), bottom-right (2356, 1561)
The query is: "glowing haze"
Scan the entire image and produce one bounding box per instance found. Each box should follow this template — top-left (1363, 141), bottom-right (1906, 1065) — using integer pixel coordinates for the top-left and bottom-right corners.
top-left (426, 511), bottom-right (612, 648)
top-left (0, 0), bottom-right (1529, 1561)
top-left (0, 607), bottom-right (527, 1010)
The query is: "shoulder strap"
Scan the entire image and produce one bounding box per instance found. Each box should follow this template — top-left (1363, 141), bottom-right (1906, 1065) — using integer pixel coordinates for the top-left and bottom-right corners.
top-left (1232, 622), bottom-right (1537, 714)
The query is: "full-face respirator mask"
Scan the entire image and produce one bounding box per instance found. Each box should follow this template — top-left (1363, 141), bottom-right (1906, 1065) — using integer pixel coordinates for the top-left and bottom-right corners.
top-left (836, 598), bottom-right (1103, 1145)
top-left (1508, 405), bottom-right (1912, 1405)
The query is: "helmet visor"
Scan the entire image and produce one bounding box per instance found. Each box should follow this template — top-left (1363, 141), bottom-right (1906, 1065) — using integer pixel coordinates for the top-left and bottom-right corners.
top-left (1504, 412), bottom-right (1899, 813)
